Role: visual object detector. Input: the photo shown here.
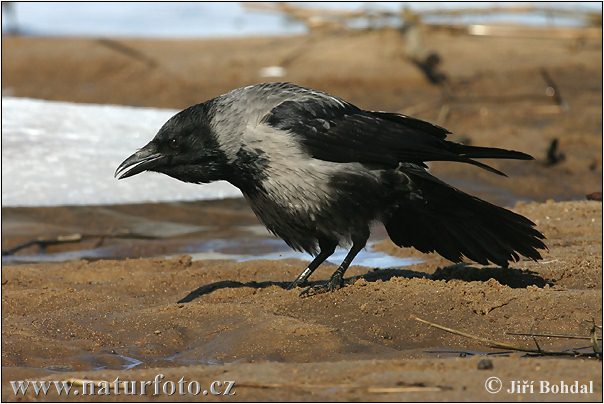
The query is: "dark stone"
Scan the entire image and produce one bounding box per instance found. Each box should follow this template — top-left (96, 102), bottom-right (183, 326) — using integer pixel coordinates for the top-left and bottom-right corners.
top-left (586, 191), bottom-right (602, 201)
top-left (477, 358), bottom-right (494, 370)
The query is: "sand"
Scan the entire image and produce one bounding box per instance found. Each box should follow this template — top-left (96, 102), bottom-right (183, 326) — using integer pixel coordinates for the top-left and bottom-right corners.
top-left (2, 28), bottom-right (602, 401)
top-left (2, 200), bottom-right (602, 401)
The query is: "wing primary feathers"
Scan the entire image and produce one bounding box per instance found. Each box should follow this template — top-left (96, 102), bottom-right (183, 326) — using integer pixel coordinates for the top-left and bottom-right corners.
top-left (264, 98), bottom-right (532, 175)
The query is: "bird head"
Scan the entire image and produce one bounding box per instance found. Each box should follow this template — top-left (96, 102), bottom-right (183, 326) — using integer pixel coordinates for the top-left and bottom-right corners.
top-left (115, 104), bottom-right (229, 184)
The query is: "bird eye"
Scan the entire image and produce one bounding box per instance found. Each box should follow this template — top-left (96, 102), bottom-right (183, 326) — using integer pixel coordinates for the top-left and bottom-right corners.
top-left (168, 138), bottom-right (179, 149)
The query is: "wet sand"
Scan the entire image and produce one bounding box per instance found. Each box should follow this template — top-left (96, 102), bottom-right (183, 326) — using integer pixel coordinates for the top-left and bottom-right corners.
top-left (2, 29), bottom-right (603, 401)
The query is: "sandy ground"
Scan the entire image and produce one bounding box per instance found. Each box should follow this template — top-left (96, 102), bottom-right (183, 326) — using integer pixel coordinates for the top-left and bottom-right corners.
top-left (2, 200), bottom-right (602, 401)
top-left (1, 28), bottom-right (603, 401)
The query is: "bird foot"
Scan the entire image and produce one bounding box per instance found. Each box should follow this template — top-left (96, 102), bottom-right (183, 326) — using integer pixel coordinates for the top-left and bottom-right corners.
top-left (287, 278), bottom-right (309, 290)
top-left (299, 273), bottom-right (344, 297)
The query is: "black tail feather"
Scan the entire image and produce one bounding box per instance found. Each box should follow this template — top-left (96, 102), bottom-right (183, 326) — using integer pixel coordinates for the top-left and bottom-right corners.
top-left (449, 143), bottom-right (535, 161)
top-left (463, 158), bottom-right (508, 177)
top-left (385, 170), bottom-right (546, 267)
top-left (437, 141), bottom-right (535, 176)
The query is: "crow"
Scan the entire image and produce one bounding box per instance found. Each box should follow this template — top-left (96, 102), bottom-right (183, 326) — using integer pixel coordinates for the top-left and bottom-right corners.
top-left (116, 82), bottom-right (546, 294)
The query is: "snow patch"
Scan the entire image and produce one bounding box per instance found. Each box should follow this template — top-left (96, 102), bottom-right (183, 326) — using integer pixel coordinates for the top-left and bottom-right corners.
top-left (1, 97), bottom-right (241, 207)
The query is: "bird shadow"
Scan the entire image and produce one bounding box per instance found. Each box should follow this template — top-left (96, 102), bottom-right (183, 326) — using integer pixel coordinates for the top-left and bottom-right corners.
top-left (430, 263), bottom-right (553, 289)
top-left (177, 267), bottom-right (428, 303)
top-left (177, 264), bottom-right (551, 303)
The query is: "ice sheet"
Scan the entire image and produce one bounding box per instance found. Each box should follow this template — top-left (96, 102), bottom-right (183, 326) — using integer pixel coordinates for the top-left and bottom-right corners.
top-left (1, 97), bottom-right (242, 207)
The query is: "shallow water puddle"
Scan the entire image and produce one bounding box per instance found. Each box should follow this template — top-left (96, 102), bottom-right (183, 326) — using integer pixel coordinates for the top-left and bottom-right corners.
top-left (118, 355), bottom-right (144, 370)
top-left (3, 236), bottom-right (421, 269)
top-left (186, 241), bottom-right (420, 268)
top-left (43, 353), bottom-right (145, 373)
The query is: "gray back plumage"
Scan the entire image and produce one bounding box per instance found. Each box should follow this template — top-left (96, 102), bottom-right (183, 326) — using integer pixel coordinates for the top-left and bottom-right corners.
top-left (205, 83), bottom-right (375, 253)
top-left (208, 82), bottom-right (347, 161)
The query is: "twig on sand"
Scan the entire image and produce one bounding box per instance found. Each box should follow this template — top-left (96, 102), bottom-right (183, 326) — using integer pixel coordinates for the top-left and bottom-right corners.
top-left (66, 378), bottom-right (117, 388)
top-left (96, 38), bottom-right (158, 68)
top-left (367, 386), bottom-right (443, 393)
top-left (411, 315), bottom-right (602, 358)
top-left (2, 232), bottom-right (160, 256)
top-left (540, 67), bottom-right (568, 110)
top-left (65, 378), bottom-right (443, 394)
top-left (235, 381), bottom-right (442, 393)
top-left (412, 315), bottom-right (529, 351)
top-left (506, 332), bottom-right (602, 341)
top-left (590, 319), bottom-right (600, 354)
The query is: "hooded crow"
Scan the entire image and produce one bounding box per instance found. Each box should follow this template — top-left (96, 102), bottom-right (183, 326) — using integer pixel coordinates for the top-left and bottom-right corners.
top-left (116, 82), bottom-right (546, 294)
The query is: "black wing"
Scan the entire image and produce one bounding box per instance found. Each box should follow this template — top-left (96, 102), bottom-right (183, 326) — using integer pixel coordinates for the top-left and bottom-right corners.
top-left (263, 98), bottom-right (532, 175)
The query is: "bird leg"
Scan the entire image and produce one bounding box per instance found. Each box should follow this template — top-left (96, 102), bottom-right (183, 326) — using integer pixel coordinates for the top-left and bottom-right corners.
top-left (300, 236), bottom-right (367, 297)
top-left (288, 240), bottom-right (336, 289)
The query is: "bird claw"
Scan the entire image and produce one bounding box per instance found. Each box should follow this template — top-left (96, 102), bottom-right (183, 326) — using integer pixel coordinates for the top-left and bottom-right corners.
top-left (299, 273), bottom-right (344, 297)
top-left (299, 285), bottom-right (329, 297)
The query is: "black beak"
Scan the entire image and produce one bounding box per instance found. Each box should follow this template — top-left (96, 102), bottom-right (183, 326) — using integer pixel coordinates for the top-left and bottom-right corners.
top-left (115, 143), bottom-right (165, 179)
